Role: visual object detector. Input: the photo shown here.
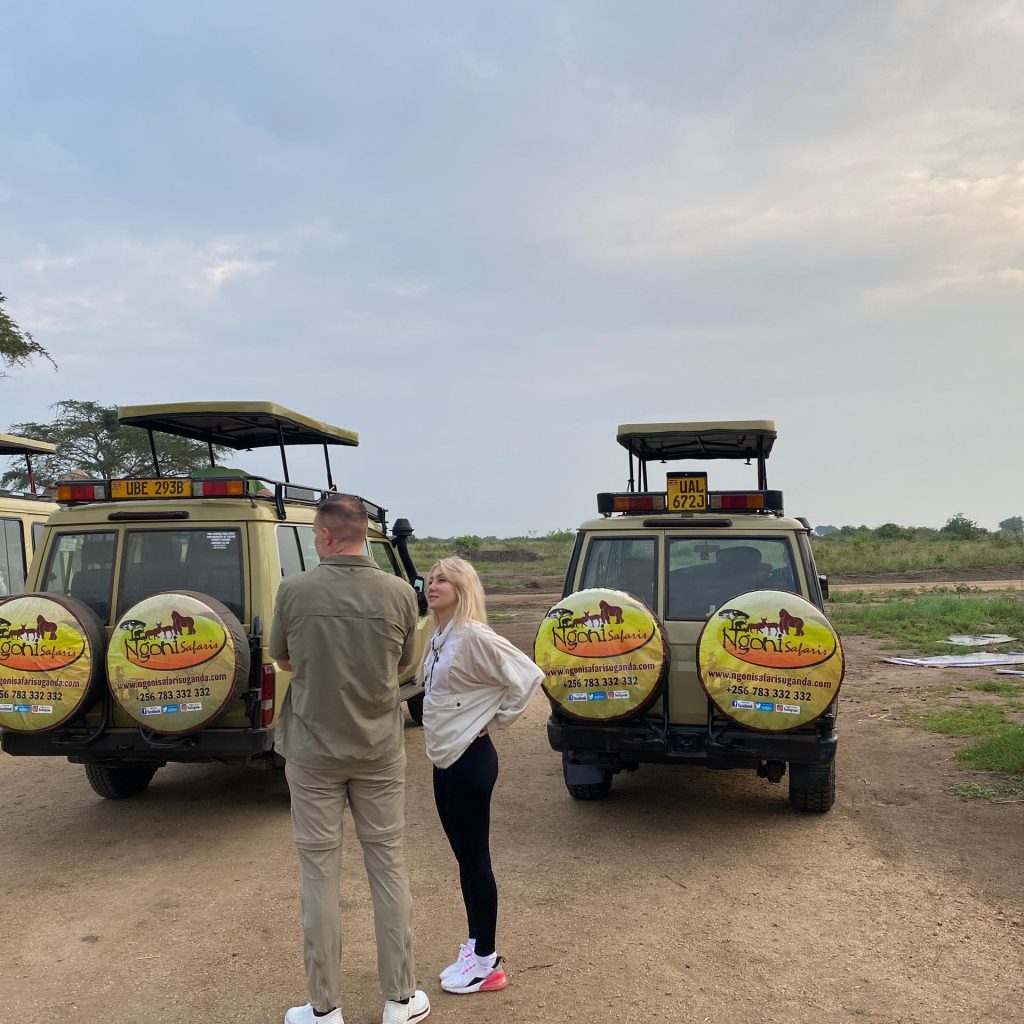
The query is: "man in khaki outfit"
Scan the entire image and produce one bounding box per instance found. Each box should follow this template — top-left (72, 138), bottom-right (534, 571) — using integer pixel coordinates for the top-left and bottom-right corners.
top-left (270, 493), bottom-right (429, 1024)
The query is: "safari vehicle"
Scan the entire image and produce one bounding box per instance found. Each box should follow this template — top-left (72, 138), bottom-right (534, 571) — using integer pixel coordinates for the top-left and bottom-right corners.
top-left (0, 402), bottom-right (430, 798)
top-left (544, 421), bottom-right (839, 812)
top-left (0, 434), bottom-right (59, 596)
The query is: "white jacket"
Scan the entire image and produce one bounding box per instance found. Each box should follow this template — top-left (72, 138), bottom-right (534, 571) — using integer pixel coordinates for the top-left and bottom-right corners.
top-left (421, 619), bottom-right (544, 769)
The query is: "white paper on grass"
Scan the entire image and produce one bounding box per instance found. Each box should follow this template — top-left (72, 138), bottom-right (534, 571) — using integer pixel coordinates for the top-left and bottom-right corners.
top-left (940, 634), bottom-right (1017, 646)
top-left (995, 669), bottom-right (1024, 676)
top-left (883, 652), bottom-right (1024, 668)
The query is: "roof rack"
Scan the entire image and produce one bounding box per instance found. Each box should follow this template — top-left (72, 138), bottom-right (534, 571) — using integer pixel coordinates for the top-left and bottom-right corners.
top-left (0, 433), bottom-right (57, 495)
top-left (616, 420), bottom-right (776, 491)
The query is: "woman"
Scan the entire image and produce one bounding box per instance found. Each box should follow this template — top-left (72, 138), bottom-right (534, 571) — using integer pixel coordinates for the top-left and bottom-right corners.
top-left (421, 556), bottom-right (544, 995)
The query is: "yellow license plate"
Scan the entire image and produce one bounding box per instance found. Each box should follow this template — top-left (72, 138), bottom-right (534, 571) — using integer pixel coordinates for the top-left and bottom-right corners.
top-left (110, 478), bottom-right (193, 500)
top-left (667, 472), bottom-right (708, 511)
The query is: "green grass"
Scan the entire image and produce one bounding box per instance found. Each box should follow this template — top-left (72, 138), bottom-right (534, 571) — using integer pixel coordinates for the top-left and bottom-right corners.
top-left (956, 726), bottom-right (1024, 775)
top-left (812, 532), bottom-right (1024, 577)
top-left (946, 780), bottom-right (1024, 801)
top-left (828, 593), bottom-right (1024, 653)
top-left (913, 705), bottom-right (1009, 736)
top-left (969, 680), bottom-right (1024, 697)
top-left (911, 704), bottom-right (1024, 787)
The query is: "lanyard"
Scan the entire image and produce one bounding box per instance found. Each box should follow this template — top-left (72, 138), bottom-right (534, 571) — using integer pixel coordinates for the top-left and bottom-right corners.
top-left (426, 623), bottom-right (454, 693)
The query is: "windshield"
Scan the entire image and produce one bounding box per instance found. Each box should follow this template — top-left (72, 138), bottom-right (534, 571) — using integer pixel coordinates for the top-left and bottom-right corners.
top-left (666, 537), bottom-right (797, 619)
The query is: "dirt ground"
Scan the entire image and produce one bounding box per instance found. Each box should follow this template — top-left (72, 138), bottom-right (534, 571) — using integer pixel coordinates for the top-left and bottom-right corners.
top-left (2, 596), bottom-right (1023, 1024)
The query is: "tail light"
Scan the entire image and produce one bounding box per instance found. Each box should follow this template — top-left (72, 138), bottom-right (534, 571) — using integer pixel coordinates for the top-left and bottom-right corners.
top-left (260, 664), bottom-right (275, 727)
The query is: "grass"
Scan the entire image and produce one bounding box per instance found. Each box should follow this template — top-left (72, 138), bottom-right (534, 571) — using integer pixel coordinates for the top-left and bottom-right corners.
top-left (812, 532), bottom-right (1024, 577)
top-left (969, 680), bottom-right (1024, 697)
top-left (946, 780), bottom-right (1024, 802)
top-left (828, 593), bottom-right (1024, 653)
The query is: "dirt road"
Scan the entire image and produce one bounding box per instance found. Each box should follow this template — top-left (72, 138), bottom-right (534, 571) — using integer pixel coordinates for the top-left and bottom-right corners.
top-left (2, 617), bottom-right (1022, 1024)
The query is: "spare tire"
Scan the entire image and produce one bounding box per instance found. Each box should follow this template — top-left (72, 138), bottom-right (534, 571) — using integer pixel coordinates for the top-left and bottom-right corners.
top-left (0, 594), bottom-right (107, 733)
top-left (697, 589), bottom-right (844, 732)
top-left (535, 588), bottom-right (669, 722)
top-left (107, 591), bottom-right (250, 736)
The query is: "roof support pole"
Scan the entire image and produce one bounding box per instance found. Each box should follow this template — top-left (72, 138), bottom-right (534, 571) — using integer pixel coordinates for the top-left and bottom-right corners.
top-left (628, 452), bottom-right (635, 493)
top-left (277, 422), bottom-right (291, 483)
top-left (148, 429), bottom-right (162, 477)
top-left (25, 454), bottom-right (37, 495)
top-left (323, 443), bottom-right (335, 490)
top-left (208, 441), bottom-right (216, 467)
top-left (757, 438), bottom-right (767, 490)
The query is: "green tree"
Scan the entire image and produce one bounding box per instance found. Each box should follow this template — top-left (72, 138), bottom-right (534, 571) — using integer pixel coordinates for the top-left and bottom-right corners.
top-left (940, 513), bottom-right (986, 540)
top-left (998, 516), bottom-right (1023, 536)
top-left (2, 401), bottom-right (230, 490)
top-left (0, 293), bottom-right (55, 376)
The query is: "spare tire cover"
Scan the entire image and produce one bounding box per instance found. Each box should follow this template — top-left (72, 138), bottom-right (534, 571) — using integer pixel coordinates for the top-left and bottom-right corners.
top-left (107, 591), bottom-right (250, 735)
top-left (697, 589), bottom-right (844, 732)
top-left (535, 588), bottom-right (669, 722)
top-left (0, 594), bottom-right (107, 733)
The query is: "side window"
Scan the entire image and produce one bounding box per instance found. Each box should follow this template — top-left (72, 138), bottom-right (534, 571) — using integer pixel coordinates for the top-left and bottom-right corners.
top-left (42, 531), bottom-right (118, 622)
top-left (0, 518), bottom-right (27, 596)
top-left (666, 538), bottom-right (797, 620)
top-left (296, 527), bottom-right (319, 571)
top-left (277, 527), bottom-right (303, 579)
top-left (32, 521), bottom-right (44, 550)
top-left (277, 526), bottom-right (319, 578)
top-left (370, 541), bottom-right (401, 576)
top-left (580, 537), bottom-right (656, 609)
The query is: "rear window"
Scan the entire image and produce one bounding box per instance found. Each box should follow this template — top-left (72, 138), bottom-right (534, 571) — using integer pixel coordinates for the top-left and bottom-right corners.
top-left (580, 537), bottom-right (657, 608)
top-left (277, 525), bottom-right (319, 579)
top-left (666, 537), bottom-right (798, 620)
top-left (119, 529), bottom-right (244, 620)
top-left (42, 531), bottom-right (118, 622)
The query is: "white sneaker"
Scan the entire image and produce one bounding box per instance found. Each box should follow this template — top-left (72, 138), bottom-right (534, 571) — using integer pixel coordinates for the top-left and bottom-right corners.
top-left (382, 989), bottom-right (430, 1024)
top-left (284, 1004), bottom-right (344, 1024)
top-left (441, 954), bottom-right (508, 994)
top-left (439, 940), bottom-right (475, 982)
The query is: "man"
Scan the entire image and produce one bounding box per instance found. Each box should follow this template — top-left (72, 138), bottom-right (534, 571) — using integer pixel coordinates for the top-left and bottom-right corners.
top-left (270, 493), bottom-right (428, 1024)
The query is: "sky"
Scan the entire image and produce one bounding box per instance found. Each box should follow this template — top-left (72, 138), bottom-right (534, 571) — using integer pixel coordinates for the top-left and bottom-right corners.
top-left (2, 1), bottom-right (1023, 536)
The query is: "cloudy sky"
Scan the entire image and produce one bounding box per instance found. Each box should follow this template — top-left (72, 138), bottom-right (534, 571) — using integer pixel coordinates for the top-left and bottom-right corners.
top-left (2, 2), bottom-right (1022, 536)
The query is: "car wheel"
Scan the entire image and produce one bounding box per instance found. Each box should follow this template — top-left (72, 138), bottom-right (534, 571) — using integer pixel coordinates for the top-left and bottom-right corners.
top-left (563, 758), bottom-right (613, 801)
top-left (788, 760), bottom-right (836, 813)
top-left (84, 763), bottom-right (159, 800)
top-left (406, 692), bottom-right (424, 726)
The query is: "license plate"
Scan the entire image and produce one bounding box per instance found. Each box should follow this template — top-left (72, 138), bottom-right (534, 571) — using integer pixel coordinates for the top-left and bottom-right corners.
top-left (110, 478), bottom-right (192, 500)
top-left (667, 472), bottom-right (708, 511)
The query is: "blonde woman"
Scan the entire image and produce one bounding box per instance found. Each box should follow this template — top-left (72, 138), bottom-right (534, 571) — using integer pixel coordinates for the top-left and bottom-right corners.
top-left (422, 556), bottom-right (543, 995)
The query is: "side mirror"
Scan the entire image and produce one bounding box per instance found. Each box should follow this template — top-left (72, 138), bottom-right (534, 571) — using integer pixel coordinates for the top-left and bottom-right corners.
top-left (818, 574), bottom-right (830, 602)
top-left (413, 576), bottom-right (428, 615)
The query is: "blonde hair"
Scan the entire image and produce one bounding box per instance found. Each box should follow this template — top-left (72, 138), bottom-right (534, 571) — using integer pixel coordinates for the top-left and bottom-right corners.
top-left (428, 556), bottom-right (488, 629)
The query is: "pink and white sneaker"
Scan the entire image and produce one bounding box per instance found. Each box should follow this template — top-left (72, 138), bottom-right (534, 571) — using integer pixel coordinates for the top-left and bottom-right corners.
top-left (439, 941), bottom-right (475, 983)
top-left (440, 955), bottom-right (508, 994)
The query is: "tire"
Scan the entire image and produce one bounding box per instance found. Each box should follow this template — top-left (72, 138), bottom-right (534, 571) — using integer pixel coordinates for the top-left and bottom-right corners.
top-left (406, 691), bottom-right (424, 726)
top-left (85, 763), bottom-right (158, 800)
top-left (563, 758), bottom-right (613, 801)
top-left (788, 760), bottom-right (836, 813)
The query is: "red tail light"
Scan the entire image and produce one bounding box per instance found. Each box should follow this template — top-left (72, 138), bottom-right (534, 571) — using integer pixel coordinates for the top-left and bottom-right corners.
top-left (260, 664), bottom-right (275, 727)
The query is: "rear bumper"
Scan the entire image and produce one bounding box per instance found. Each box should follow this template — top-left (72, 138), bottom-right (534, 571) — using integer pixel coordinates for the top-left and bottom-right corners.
top-left (0, 725), bottom-right (275, 764)
top-left (547, 714), bottom-right (837, 768)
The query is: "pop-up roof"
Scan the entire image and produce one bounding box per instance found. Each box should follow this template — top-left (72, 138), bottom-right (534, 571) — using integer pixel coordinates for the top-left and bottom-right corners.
top-left (0, 433), bottom-right (57, 457)
top-left (616, 421), bottom-right (776, 462)
top-left (117, 401), bottom-right (358, 449)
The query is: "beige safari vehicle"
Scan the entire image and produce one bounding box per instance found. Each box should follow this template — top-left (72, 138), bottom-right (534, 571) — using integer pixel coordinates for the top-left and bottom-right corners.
top-left (0, 402), bottom-right (430, 798)
top-left (546, 421), bottom-right (838, 812)
top-left (0, 434), bottom-right (59, 596)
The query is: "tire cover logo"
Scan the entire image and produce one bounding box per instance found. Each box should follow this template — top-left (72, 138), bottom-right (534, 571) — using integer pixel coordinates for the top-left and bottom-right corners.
top-left (114, 603), bottom-right (227, 671)
top-left (535, 589), bottom-right (668, 722)
top-left (0, 597), bottom-right (86, 672)
top-left (0, 595), bottom-right (101, 733)
top-left (698, 590), bottom-right (843, 732)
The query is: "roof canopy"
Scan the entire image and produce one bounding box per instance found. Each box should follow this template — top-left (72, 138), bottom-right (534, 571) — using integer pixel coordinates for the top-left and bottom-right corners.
top-left (0, 433), bottom-right (57, 457)
top-left (616, 421), bottom-right (777, 462)
top-left (117, 402), bottom-right (359, 450)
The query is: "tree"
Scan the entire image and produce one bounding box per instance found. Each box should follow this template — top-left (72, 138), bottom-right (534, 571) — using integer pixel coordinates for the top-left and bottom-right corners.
top-left (2, 401), bottom-right (230, 490)
top-left (999, 516), bottom-right (1023, 536)
top-left (813, 525), bottom-right (839, 537)
top-left (940, 513), bottom-right (986, 540)
top-left (0, 293), bottom-right (55, 376)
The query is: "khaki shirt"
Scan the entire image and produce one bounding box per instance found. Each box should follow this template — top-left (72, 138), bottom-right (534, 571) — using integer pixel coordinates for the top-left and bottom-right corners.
top-left (269, 554), bottom-right (418, 767)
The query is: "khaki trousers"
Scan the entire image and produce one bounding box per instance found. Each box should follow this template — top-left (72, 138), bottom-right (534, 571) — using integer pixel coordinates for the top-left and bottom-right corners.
top-left (286, 752), bottom-right (416, 1009)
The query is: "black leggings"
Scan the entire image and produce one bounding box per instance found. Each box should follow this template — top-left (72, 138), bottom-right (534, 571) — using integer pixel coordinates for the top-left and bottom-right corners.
top-left (432, 734), bottom-right (499, 957)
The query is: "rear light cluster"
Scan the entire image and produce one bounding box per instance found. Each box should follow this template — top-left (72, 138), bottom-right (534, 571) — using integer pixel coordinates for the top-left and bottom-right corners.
top-left (709, 490), bottom-right (784, 512)
top-left (193, 478), bottom-right (247, 497)
top-left (260, 664), bottom-right (275, 728)
top-left (56, 480), bottom-right (107, 503)
top-left (597, 492), bottom-right (668, 515)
